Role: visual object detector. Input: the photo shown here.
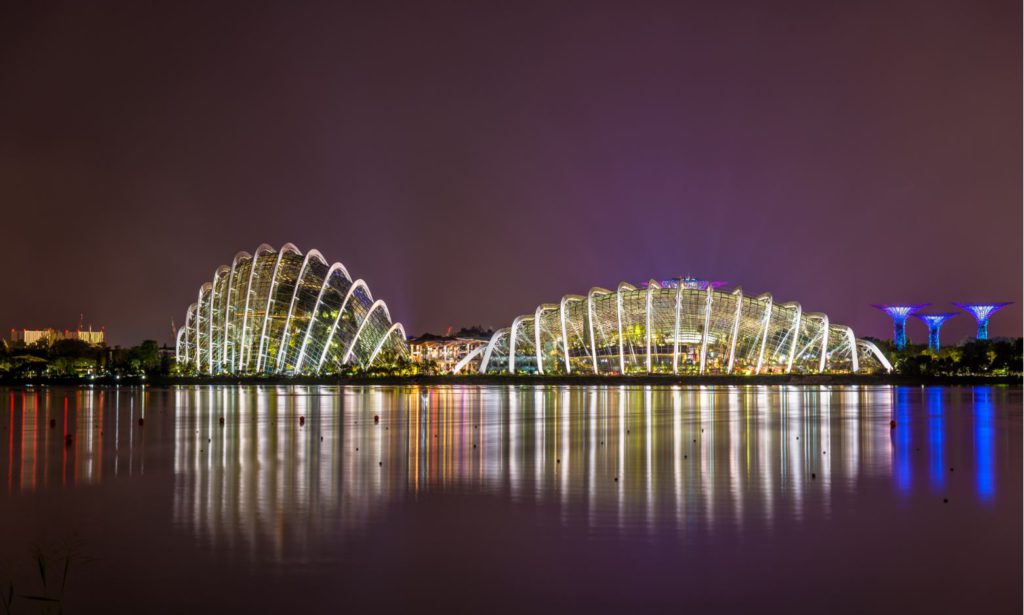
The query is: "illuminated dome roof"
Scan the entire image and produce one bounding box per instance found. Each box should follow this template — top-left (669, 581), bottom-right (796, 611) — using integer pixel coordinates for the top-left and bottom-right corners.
top-left (456, 278), bottom-right (891, 375)
top-left (175, 244), bottom-right (407, 375)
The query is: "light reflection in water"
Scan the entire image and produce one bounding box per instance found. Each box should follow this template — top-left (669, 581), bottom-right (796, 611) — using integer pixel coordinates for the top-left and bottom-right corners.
top-left (0, 385), bottom-right (1015, 561)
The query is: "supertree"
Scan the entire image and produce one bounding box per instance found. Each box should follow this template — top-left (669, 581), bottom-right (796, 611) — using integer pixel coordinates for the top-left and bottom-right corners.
top-left (951, 303), bottom-right (1012, 340)
top-left (872, 304), bottom-right (928, 350)
top-left (913, 313), bottom-right (957, 352)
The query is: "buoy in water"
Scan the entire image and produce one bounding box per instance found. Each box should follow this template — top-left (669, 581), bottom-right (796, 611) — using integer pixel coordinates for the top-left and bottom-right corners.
top-left (299, 416), bottom-right (305, 426)
top-left (219, 417), bottom-right (225, 426)
top-left (374, 415), bottom-right (380, 424)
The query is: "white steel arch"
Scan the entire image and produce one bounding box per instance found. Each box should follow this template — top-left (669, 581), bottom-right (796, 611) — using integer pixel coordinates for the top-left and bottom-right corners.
top-left (453, 344), bottom-right (487, 375)
top-left (786, 303), bottom-right (802, 374)
top-left (222, 251), bottom-right (250, 368)
top-left (238, 243), bottom-right (274, 372)
top-left (645, 281), bottom-right (659, 373)
top-left (343, 299), bottom-right (392, 365)
top-left (195, 283), bottom-right (212, 371)
top-left (366, 322), bottom-right (406, 367)
top-left (847, 327), bottom-right (860, 373)
top-left (255, 243), bottom-right (300, 373)
top-left (819, 315), bottom-right (829, 373)
top-left (615, 282), bottom-right (635, 374)
top-left (755, 294), bottom-right (774, 375)
top-left (315, 278), bottom-right (373, 372)
top-left (275, 249), bottom-right (326, 372)
top-left (672, 282), bottom-right (684, 374)
top-left (586, 288), bottom-right (610, 375)
top-left (858, 339), bottom-right (892, 373)
top-left (478, 328), bottom-right (507, 374)
top-left (698, 285), bottom-right (714, 374)
top-left (726, 288), bottom-right (743, 374)
top-left (534, 305), bottom-right (546, 375)
top-left (294, 262), bottom-right (354, 372)
top-left (208, 266), bottom-right (230, 374)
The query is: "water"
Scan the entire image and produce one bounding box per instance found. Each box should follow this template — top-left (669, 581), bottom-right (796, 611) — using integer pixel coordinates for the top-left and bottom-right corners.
top-left (0, 385), bottom-right (1020, 613)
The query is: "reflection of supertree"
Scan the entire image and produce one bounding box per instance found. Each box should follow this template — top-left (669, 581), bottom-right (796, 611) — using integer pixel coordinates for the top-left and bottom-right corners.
top-left (952, 302), bottom-right (1012, 340)
top-left (913, 313), bottom-right (957, 351)
top-left (872, 304), bottom-right (928, 350)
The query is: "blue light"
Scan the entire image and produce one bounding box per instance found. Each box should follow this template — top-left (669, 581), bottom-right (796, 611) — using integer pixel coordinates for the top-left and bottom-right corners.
top-left (926, 387), bottom-right (945, 491)
top-left (893, 387), bottom-right (913, 495)
top-left (973, 387), bottom-right (995, 503)
top-left (952, 302), bottom-right (1012, 340)
top-left (874, 304), bottom-right (927, 350)
top-left (913, 313), bottom-right (956, 351)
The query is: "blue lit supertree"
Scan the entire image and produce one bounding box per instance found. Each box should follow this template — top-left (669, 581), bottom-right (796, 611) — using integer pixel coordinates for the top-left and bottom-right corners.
top-left (872, 304), bottom-right (928, 350)
top-left (913, 313), bottom-right (956, 352)
top-left (952, 303), bottom-right (1012, 340)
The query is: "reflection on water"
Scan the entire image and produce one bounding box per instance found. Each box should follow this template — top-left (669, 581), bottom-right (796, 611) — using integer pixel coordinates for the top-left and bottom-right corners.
top-left (2, 385), bottom-right (1017, 560)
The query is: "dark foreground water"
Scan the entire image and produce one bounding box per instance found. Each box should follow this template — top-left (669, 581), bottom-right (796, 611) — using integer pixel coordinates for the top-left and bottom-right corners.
top-left (0, 385), bottom-right (1019, 613)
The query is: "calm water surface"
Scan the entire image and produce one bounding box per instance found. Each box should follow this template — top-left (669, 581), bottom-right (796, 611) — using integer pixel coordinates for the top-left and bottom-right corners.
top-left (0, 385), bottom-right (1020, 613)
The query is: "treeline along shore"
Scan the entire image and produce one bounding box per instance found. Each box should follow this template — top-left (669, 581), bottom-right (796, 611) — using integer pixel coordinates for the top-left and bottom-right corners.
top-left (2, 373), bottom-right (1020, 387)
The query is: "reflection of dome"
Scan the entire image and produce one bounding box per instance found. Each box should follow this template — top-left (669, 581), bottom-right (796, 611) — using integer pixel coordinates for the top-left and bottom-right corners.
top-left (175, 244), bottom-right (407, 375)
top-left (467, 278), bottom-right (891, 375)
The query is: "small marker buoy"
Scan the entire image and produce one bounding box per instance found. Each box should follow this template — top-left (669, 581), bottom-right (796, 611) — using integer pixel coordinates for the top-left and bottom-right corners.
top-left (693, 439), bottom-right (696, 443)
top-left (378, 461), bottom-right (382, 467)
top-left (684, 455), bottom-right (687, 459)
top-left (320, 436), bottom-right (323, 441)
top-left (626, 430), bottom-right (630, 435)
top-left (557, 459), bottom-right (560, 463)
top-left (356, 447), bottom-right (359, 451)
top-left (614, 477), bottom-right (618, 482)
top-left (299, 416), bottom-right (305, 426)
top-left (796, 436), bottom-right (799, 440)
top-left (601, 441), bottom-right (604, 445)
top-left (374, 415), bottom-right (380, 424)
top-left (219, 417), bottom-right (225, 425)
top-left (890, 420), bottom-right (897, 429)
top-left (823, 451), bottom-right (826, 455)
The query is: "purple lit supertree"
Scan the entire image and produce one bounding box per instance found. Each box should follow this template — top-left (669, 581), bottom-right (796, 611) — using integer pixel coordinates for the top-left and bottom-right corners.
top-left (951, 303), bottom-right (1012, 340)
top-left (872, 304), bottom-right (928, 350)
top-left (913, 313), bottom-right (957, 352)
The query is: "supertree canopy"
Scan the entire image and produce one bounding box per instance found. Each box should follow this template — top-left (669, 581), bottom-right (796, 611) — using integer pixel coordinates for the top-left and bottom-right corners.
top-left (952, 303), bottom-right (1012, 340)
top-left (872, 304), bottom-right (928, 350)
top-left (913, 313), bottom-right (957, 352)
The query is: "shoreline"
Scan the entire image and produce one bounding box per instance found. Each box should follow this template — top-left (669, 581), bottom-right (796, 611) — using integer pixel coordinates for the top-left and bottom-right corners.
top-left (1, 374), bottom-right (1020, 387)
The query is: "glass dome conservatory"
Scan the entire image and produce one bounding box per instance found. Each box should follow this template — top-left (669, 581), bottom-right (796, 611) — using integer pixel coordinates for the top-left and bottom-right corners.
top-left (175, 244), bottom-right (407, 375)
top-left (456, 278), bottom-right (892, 375)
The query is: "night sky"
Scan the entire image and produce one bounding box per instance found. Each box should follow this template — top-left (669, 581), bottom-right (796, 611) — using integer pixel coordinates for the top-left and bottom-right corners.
top-left (2, 1), bottom-right (1020, 346)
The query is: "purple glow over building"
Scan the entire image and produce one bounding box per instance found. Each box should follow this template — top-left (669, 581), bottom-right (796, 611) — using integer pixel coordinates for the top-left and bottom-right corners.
top-left (952, 303), bottom-right (1012, 340)
top-left (913, 312), bottom-right (957, 351)
top-left (873, 304), bottom-right (929, 350)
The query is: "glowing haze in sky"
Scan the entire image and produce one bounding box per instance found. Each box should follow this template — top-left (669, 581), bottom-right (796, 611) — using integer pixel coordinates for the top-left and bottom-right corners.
top-left (1, 1), bottom-right (1019, 345)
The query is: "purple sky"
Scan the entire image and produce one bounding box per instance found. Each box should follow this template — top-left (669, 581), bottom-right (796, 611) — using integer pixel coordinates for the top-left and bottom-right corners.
top-left (1, 1), bottom-right (1020, 346)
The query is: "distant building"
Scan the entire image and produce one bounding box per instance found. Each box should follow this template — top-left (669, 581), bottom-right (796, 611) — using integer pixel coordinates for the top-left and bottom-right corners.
top-left (10, 327), bottom-right (105, 346)
top-left (408, 333), bottom-right (489, 373)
